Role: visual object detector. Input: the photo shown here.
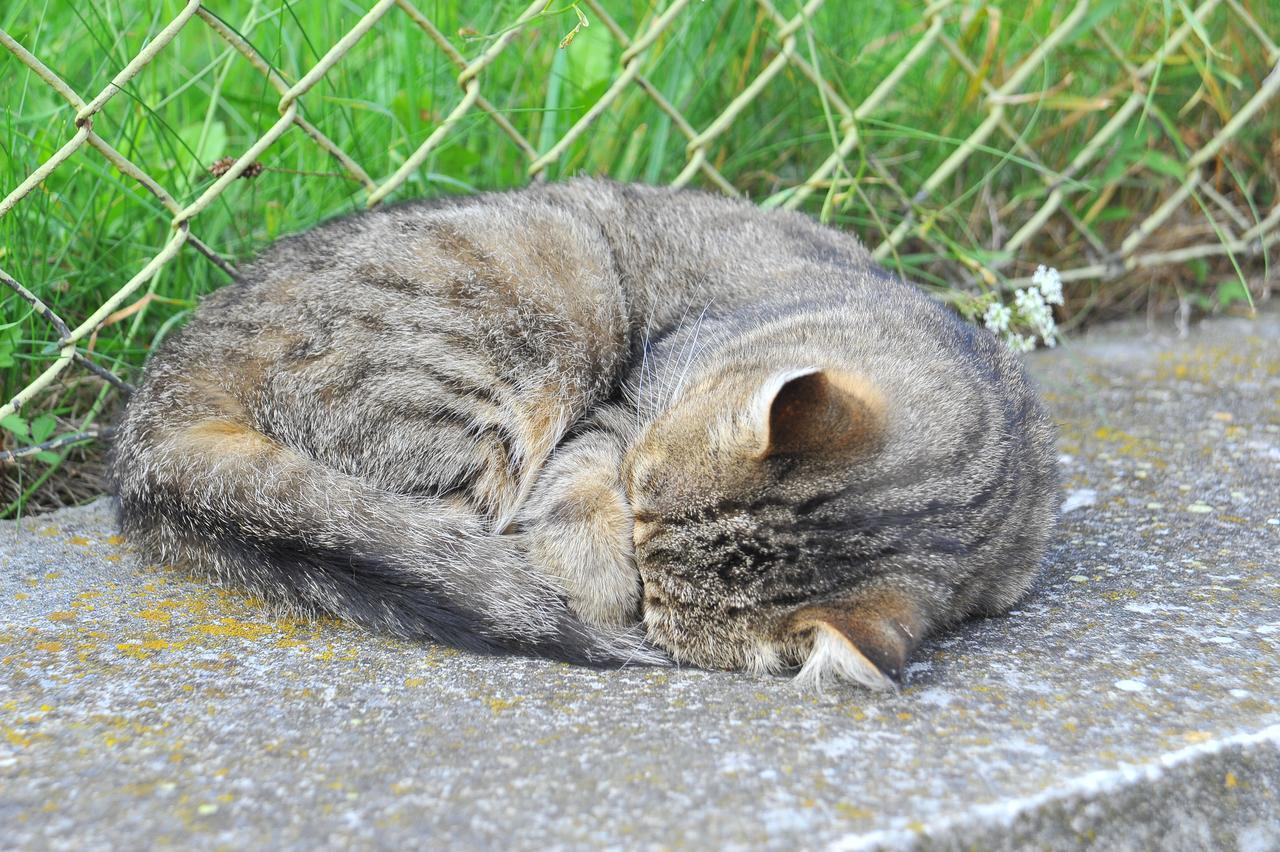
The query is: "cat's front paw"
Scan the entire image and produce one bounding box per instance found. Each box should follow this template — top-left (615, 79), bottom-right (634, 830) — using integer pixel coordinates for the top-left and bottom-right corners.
top-left (519, 433), bottom-right (641, 629)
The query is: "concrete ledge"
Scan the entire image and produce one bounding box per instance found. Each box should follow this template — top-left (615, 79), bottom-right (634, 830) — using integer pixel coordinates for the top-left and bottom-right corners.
top-left (2, 310), bottom-right (1278, 849)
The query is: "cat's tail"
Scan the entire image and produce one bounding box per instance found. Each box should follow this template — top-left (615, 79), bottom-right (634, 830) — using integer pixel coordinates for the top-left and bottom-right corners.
top-left (108, 408), bottom-right (664, 668)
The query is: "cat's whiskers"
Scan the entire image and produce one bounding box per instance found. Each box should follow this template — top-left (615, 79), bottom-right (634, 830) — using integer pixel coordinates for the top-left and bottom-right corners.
top-left (652, 299), bottom-right (696, 404)
top-left (637, 334), bottom-right (654, 427)
top-left (667, 300), bottom-right (714, 407)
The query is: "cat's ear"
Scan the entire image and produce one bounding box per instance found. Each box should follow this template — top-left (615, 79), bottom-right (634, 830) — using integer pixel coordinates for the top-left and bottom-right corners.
top-left (788, 588), bottom-right (926, 691)
top-left (749, 368), bottom-right (883, 459)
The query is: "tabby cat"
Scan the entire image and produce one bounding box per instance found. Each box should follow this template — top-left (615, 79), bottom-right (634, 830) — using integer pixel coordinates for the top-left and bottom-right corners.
top-left (109, 179), bottom-right (1059, 690)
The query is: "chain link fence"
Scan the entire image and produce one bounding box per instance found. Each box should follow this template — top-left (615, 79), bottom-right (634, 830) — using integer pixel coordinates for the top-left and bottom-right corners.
top-left (2, 0), bottom-right (1278, 489)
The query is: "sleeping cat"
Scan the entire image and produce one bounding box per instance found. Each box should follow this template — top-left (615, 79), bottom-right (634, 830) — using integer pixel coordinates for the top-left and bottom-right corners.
top-left (109, 179), bottom-right (1058, 690)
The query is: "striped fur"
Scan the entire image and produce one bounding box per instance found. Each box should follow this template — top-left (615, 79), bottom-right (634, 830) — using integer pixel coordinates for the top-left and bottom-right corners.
top-left (110, 179), bottom-right (1058, 682)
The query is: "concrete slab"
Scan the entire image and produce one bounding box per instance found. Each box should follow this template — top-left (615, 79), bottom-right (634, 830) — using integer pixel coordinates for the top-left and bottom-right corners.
top-left (2, 309), bottom-right (1278, 850)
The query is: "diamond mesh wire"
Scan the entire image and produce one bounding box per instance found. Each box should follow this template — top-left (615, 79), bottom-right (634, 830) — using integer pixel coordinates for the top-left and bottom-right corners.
top-left (1, 0), bottom-right (1277, 464)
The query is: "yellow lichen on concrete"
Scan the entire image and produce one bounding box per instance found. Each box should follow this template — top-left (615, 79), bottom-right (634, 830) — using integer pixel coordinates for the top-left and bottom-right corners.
top-left (195, 618), bottom-right (273, 641)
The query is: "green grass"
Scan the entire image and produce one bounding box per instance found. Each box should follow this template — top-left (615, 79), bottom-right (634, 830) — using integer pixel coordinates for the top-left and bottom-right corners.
top-left (1, 0), bottom-right (1276, 515)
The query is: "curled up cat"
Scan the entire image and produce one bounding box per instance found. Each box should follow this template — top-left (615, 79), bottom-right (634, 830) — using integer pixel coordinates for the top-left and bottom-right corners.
top-left (109, 179), bottom-right (1059, 691)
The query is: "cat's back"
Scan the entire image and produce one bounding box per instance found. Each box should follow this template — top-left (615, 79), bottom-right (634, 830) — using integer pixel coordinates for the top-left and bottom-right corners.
top-left (124, 186), bottom-right (636, 506)
top-left (187, 191), bottom-right (617, 343)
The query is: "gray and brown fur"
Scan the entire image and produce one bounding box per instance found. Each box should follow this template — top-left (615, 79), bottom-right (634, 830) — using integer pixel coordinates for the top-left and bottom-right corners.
top-left (110, 179), bottom-right (1059, 686)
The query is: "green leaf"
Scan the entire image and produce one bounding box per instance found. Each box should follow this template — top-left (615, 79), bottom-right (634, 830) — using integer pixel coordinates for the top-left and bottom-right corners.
top-left (1215, 279), bottom-right (1250, 307)
top-left (1094, 205), bottom-right (1133, 224)
top-left (1, 413), bottom-right (30, 441)
top-left (178, 121), bottom-right (228, 166)
top-left (1098, 142), bottom-right (1143, 186)
top-left (1139, 150), bottom-right (1185, 180)
top-left (565, 10), bottom-right (615, 101)
top-left (965, 248), bottom-right (1013, 266)
top-left (0, 324), bottom-right (18, 368)
top-left (264, 201), bottom-right (285, 241)
top-left (29, 413), bottom-right (56, 443)
top-left (34, 450), bottom-right (61, 465)
top-left (1187, 257), bottom-right (1209, 284)
top-left (432, 141), bottom-right (482, 176)
top-left (537, 43), bottom-right (569, 158)
top-left (0, 308), bottom-right (31, 331)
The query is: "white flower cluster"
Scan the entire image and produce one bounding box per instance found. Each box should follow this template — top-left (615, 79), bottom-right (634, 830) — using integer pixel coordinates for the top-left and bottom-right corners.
top-left (1032, 264), bottom-right (1064, 305)
top-left (983, 265), bottom-right (1064, 353)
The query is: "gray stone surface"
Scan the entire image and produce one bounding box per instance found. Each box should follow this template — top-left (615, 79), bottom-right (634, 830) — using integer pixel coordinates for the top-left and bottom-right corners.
top-left (2, 309), bottom-right (1279, 850)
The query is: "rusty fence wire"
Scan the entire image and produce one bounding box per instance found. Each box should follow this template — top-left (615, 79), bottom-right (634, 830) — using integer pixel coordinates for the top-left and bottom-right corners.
top-left (1, 0), bottom-right (1278, 473)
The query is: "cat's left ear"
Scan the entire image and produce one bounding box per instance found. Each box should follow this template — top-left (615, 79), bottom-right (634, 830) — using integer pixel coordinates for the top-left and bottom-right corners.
top-left (749, 368), bottom-right (884, 459)
top-left (787, 588), bottom-right (928, 691)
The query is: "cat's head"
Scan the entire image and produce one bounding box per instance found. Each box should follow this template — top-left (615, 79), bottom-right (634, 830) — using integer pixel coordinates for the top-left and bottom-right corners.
top-left (623, 364), bottom-right (1014, 691)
